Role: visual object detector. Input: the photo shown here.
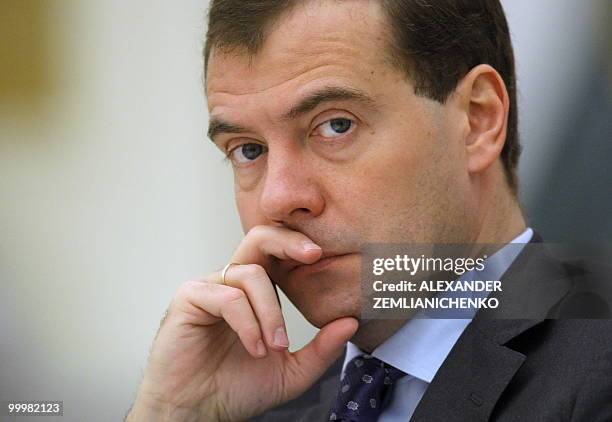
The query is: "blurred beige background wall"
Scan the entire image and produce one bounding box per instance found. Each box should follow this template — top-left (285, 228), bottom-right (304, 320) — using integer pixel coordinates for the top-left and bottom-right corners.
top-left (1, 1), bottom-right (609, 421)
top-left (1, 1), bottom-right (253, 420)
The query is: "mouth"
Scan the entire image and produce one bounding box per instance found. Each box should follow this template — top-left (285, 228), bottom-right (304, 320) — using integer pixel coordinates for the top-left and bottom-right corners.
top-left (289, 252), bottom-right (356, 275)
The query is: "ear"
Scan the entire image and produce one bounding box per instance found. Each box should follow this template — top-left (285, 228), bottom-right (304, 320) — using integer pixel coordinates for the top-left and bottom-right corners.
top-left (455, 64), bottom-right (509, 175)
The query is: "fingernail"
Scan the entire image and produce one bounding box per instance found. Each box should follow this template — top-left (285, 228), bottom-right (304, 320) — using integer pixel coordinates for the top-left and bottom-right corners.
top-left (274, 327), bottom-right (290, 348)
top-left (302, 241), bottom-right (321, 251)
top-left (256, 339), bottom-right (267, 357)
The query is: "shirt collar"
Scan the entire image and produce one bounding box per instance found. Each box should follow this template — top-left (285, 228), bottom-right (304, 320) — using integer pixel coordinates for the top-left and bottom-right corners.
top-left (343, 228), bottom-right (533, 383)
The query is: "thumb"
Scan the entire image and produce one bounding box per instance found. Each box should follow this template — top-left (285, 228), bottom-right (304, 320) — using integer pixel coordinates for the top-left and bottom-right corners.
top-left (282, 317), bottom-right (358, 400)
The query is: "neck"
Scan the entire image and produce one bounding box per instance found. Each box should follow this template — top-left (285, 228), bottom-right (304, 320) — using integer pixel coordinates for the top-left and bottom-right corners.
top-left (351, 319), bottom-right (406, 353)
top-left (472, 176), bottom-right (526, 245)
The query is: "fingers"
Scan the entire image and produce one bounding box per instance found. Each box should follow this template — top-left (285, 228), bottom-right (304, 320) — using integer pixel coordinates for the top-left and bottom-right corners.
top-left (284, 317), bottom-right (359, 399)
top-left (231, 225), bottom-right (323, 268)
top-left (175, 281), bottom-right (267, 359)
top-left (172, 225), bottom-right (323, 359)
top-left (222, 264), bottom-right (290, 351)
top-left (220, 225), bottom-right (324, 351)
top-left (178, 261), bottom-right (289, 357)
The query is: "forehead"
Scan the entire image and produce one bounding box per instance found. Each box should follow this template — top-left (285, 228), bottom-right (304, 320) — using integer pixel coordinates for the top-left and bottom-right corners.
top-left (206, 0), bottom-right (395, 105)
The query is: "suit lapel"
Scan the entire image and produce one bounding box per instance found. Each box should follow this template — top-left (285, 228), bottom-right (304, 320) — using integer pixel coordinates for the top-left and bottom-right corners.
top-left (409, 319), bottom-right (530, 421)
top-left (411, 233), bottom-right (572, 421)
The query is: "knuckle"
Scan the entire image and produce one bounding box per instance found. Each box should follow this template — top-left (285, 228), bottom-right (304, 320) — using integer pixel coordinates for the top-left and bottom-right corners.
top-left (175, 280), bottom-right (201, 300)
top-left (223, 288), bottom-right (246, 304)
top-left (242, 263), bottom-right (268, 281)
top-left (246, 224), bottom-right (273, 241)
top-left (169, 280), bottom-right (204, 314)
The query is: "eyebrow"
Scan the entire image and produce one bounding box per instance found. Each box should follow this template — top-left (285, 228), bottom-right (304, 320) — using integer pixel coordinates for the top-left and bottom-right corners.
top-left (207, 86), bottom-right (375, 143)
top-left (281, 86), bottom-right (376, 120)
top-left (207, 120), bottom-right (248, 141)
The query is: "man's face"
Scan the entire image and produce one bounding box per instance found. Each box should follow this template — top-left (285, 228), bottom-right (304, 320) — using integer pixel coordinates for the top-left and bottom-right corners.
top-left (206, 1), bottom-right (476, 327)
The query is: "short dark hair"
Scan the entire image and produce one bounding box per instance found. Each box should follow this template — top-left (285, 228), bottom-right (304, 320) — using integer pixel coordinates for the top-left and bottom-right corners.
top-left (204, 0), bottom-right (521, 192)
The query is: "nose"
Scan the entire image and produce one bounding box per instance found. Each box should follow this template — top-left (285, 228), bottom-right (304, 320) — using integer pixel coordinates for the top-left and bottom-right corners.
top-left (259, 148), bottom-right (325, 223)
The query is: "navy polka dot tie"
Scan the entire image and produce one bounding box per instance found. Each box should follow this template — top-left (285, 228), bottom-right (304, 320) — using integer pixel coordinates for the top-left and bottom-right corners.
top-left (328, 355), bottom-right (406, 421)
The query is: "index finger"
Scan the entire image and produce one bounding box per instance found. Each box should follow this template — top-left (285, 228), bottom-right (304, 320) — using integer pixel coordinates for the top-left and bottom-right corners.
top-left (231, 225), bottom-right (323, 268)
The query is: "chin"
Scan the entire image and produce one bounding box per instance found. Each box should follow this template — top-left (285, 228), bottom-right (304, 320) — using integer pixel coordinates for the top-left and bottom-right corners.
top-left (280, 279), bottom-right (361, 329)
top-left (300, 295), bottom-right (361, 329)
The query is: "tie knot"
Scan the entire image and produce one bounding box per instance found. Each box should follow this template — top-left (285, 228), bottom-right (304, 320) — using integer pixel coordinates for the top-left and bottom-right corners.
top-left (329, 355), bottom-right (406, 421)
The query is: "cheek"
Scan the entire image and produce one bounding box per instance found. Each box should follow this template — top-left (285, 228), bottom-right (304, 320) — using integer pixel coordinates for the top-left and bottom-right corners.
top-left (316, 148), bottom-right (421, 239)
top-left (234, 188), bottom-right (265, 233)
top-left (350, 131), bottom-right (431, 197)
top-left (326, 121), bottom-right (456, 240)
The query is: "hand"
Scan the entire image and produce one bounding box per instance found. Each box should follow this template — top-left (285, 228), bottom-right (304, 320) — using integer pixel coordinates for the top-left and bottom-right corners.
top-left (127, 225), bottom-right (358, 421)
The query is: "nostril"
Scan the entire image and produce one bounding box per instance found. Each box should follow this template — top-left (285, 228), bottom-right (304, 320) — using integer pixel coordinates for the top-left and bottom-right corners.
top-left (291, 207), bottom-right (311, 216)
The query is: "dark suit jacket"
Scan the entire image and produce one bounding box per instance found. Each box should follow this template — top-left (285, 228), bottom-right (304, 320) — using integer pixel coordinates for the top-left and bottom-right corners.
top-left (253, 234), bottom-right (612, 421)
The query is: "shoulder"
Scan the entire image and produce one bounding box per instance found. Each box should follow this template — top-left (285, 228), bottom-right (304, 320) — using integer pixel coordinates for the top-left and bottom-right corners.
top-left (551, 256), bottom-right (612, 318)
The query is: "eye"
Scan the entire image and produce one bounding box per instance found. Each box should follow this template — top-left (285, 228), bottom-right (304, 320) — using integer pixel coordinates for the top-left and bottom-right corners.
top-left (229, 143), bottom-right (267, 165)
top-left (315, 118), bottom-right (354, 138)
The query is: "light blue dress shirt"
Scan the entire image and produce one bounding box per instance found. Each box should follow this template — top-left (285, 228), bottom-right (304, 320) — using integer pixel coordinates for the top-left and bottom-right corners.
top-left (341, 228), bottom-right (533, 421)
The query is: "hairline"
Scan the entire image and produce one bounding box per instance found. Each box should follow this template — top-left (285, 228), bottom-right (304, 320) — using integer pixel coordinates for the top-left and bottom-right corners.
top-left (204, 1), bottom-right (414, 90)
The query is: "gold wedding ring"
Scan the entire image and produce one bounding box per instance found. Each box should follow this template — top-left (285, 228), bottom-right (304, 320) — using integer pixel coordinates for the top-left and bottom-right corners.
top-left (221, 262), bottom-right (237, 285)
